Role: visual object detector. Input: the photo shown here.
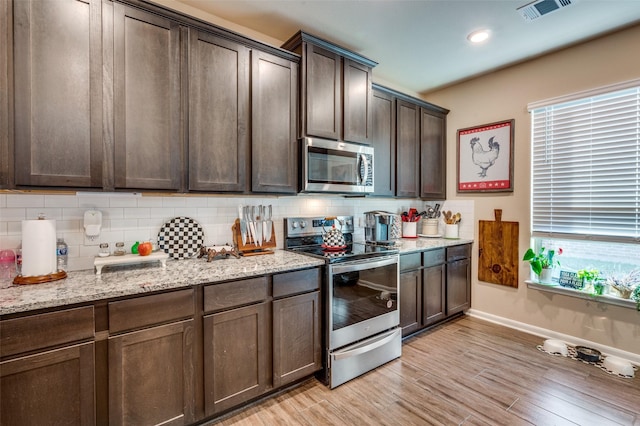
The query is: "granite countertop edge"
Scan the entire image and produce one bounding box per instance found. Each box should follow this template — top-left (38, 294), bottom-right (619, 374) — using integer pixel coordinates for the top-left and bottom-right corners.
top-left (1, 239), bottom-right (473, 316)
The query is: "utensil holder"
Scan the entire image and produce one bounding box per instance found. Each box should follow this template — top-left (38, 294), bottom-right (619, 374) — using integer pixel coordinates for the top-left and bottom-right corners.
top-left (421, 219), bottom-right (439, 236)
top-left (402, 222), bottom-right (417, 238)
top-left (444, 224), bottom-right (459, 239)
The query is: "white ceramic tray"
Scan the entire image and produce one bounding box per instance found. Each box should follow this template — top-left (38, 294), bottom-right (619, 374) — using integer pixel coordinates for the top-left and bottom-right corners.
top-left (94, 252), bottom-right (169, 275)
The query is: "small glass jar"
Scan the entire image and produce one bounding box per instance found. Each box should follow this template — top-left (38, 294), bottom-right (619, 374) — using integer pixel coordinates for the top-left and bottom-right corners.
top-left (98, 243), bottom-right (110, 257)
top-left (114, 242), bottom-right (126, 256)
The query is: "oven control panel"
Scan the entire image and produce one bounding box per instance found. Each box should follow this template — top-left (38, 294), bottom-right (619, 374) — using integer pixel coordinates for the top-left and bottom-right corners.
top-left (284, 216), bottom-right (354, 238)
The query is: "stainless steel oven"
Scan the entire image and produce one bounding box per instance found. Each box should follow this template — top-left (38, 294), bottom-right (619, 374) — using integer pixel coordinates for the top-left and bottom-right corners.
top-left (284, 216), bottom-right (401, 388)
top-left (300, 137), bottom-right (374, 194)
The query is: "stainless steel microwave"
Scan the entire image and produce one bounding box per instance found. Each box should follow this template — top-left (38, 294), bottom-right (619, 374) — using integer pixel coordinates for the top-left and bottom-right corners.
top-left (300, 137), bottom-right (374, 194)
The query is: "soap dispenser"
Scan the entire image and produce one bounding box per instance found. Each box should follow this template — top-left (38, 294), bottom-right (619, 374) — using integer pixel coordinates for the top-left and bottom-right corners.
top-left (84, 210), bottom-right (102, 242)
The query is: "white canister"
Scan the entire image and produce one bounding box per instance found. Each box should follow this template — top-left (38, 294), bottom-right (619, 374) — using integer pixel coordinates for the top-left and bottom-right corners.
top-left (444, 224), bottom-right (459, 239)
top-left (402, 221), bottom-right (417, 238)
top-left (421, 218), bottom-right (439, 235)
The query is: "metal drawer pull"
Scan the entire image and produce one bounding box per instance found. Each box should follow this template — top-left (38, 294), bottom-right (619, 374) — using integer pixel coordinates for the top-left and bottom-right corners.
top-left (332, 329), bottom-right (399, 360)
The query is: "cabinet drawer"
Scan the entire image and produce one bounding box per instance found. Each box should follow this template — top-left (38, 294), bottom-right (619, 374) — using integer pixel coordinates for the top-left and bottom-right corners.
top-left (447, 244), bottom-right (471, 262)
top-left (109, 289), bottom-right (194, 334)
top-left (400, 253), bottom-right (421, 272)
top-left (273, 268), bottom-right (321, 298)
top-left (1, 306), bottom-right (95, 358)
top-left (423, 248), bottom-right (445, 267)
top-left (204, 276), bottom-right (269, 313)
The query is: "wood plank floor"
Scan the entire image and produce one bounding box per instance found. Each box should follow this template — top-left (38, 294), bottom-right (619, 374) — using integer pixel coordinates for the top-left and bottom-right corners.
top-left (208, 316), bottom-right (640, 425)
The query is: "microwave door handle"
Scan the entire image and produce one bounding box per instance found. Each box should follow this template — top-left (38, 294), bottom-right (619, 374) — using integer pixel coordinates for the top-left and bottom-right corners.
top-left (358, 154), bottom-right (369, 185)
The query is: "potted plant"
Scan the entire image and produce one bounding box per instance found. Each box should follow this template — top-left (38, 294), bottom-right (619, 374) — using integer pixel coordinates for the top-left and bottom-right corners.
top-left (577, 268), bottom-right (600, 293)
top-left (605, 269), bottom-right (640, 299)
top-left (523, 246), bottom-right (561, 283)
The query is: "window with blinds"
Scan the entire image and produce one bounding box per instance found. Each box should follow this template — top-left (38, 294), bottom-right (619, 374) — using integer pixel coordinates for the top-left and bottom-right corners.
top-left (529, 84), bottom-right (640, 243)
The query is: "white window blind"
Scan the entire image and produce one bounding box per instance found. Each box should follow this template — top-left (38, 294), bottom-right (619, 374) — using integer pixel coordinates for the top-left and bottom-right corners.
top-left (530, 85), bottom-right (640, 243)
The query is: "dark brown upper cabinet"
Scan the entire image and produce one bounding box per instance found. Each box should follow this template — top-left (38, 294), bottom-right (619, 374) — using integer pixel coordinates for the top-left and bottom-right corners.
top-left (282, 31), bottom-right (376, 145)
top-left (112, 4), bottom-right (184, 191)
top-left (251, 50), bottom-right (299, 194)
top-left (373, 84), bottom-right (449, 200)
top-left (188, 29), bottom-right (249, 192)
top-left (395, 99), bottom-right (420, 198)
top-left (13, 0), bottom-right (103, 188)
top-left (371, 87), bottom-right (396, 197)
top-left (420, 107), bottom-right (447, 200)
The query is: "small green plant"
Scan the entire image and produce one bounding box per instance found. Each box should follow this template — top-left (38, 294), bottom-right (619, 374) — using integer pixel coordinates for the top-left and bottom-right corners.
top-left (631, 284), bottom-right (640, 311)
top-left (577, 268), bottom-right (599, 283)
top-left (523, 247), bottom-right (562, 276)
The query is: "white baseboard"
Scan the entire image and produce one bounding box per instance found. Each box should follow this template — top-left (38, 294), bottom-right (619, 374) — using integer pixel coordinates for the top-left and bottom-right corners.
top-left (467, 309), bottom-right (640, 366)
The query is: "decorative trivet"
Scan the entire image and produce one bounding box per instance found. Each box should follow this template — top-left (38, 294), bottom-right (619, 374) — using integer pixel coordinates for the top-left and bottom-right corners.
top-left (157, 217), bottom-right (205, 259)
top-left (537, 344), bottom-right (637, 378)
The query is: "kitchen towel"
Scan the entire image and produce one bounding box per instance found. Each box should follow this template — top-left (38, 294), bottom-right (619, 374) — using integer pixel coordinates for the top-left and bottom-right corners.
top-left (21, 219), bottom-right (57, 276)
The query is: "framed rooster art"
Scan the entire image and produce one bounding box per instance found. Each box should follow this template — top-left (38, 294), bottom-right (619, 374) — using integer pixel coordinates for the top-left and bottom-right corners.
top-left (457, 119), bottom-right (514, 193)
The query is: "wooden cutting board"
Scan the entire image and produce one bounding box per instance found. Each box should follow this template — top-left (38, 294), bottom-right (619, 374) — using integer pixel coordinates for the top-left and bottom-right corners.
top-left (478, 209), bottom-right (519, 288)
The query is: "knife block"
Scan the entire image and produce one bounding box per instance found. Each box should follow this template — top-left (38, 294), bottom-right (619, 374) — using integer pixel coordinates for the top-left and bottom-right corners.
top-left (232, 219), bottom-right (276, 256)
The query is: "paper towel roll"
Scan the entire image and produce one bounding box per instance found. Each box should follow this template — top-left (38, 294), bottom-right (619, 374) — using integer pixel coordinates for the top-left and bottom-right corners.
top-left (21, 219), bottom-right (57, 276)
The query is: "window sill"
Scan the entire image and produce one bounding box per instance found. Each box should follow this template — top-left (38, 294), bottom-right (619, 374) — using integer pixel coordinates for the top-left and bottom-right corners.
top-left (526, 281), bottom-right (638, 310)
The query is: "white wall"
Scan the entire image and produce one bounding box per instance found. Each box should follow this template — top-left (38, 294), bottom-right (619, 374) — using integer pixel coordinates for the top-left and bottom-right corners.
top-left (424, 24), bottom-right (640, 356)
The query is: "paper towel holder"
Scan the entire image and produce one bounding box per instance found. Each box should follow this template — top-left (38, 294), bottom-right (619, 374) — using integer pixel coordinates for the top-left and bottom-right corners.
top-left (84, 210), bottom-right (102, 241)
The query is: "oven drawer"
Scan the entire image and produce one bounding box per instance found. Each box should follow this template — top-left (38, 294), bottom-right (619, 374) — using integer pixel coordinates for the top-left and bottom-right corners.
top-left (329, 327), bottom-right (401, 388)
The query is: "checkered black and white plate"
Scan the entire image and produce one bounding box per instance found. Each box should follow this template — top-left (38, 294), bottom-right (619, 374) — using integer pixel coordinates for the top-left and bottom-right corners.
top-left (157, 217), bottom-right (204, 259)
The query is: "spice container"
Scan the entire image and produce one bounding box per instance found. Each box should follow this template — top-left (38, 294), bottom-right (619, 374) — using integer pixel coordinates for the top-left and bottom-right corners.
top-left (114, 242), bottom-right (126, 256)
top-left (98, 243), bottom-right (110, 257)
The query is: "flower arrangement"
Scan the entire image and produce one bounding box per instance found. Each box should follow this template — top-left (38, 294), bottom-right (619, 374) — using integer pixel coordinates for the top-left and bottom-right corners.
top-left (523, 247), bottom-right (562, 276)
top-left (605, 269), bottom-right (640, 299)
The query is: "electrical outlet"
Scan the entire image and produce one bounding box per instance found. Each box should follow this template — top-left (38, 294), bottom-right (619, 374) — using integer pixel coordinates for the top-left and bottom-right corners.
top-left (84, 235), bottom-right (100, 246)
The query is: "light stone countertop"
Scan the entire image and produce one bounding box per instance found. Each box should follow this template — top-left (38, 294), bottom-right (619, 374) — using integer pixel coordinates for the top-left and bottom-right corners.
top-left (0, 250), bottom-right (324, 316)
top-left (0, 238), bottom-right (473, 316)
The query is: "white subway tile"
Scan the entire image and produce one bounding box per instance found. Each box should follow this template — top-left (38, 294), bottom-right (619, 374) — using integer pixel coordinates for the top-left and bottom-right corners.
top-left (185, 197), bottom-right (209, 208)
top-left (0, 194), bottom-right (6, 208)
top-left (149, 208), bottom-right (175, 219)
top-left (174, 207), bottom-right (200, 218)
top-left (6, 194), bottom-right (45, 208)
top-left (162, 197), bottom-right (187, 208)
top-left (1, 208), bottom-right (26, 221)
top-left (137, 196), bottom-right (164, 208)
top-left (45, 195), bottom-right (79, 208)
top-left (110, 197), bottom-right (138, 208)
top-left (124, 207), bottom-right (150, 219)
top-left (26, 208), bottom-right (62, 220)
top-left (78, 196), bottom-right (111, 209)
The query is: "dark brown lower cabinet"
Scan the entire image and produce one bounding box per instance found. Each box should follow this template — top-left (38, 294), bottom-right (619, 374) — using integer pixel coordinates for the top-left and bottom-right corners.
top-left (203, 302), bottom-right (269, 416)
top-left (0, 342), bottom-right (96, 426)
top-left (273, 291), bottom-right (321, 387)
top-left (400, 245), bottom-right (470, 337)
top-left (399, 268), bottom-right (422, 336)
top-left (108, 320), bottom-right (195, 426)
top-left (447, 258), bottom-right (471, 315)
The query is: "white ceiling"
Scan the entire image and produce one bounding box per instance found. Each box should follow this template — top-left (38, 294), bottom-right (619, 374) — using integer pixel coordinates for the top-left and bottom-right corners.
top-left (173, 0), bottom-right (640, 95)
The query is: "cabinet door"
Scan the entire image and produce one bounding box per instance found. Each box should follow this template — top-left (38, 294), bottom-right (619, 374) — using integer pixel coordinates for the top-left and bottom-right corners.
top-left (371, 89), bottom-right (395, 196)
top-left (1, 342), bottom-right (95, 426)
top-left (203, 302), bottom-right (269, 416)
top-left (343, 58), bottom-right (372, 144)
top-left (113, 4), bottom-right (182, 190)
top-left (304, 43), bottom-right (341, 140)
top-left (109, 320), bottom-right (195, 426)
top-left (273, 291), bottom-right (321, 387)
top-left (13, 0), bottom-right (102, 188)
top-left (188, 29), bottom-right (249, 192)
top-left (399, 269), bottom-right (422, 337)
top-left (395, 99), bottom-right (420, 197)
top-left (251, 51), bottom-right (298, 193)
top-left (447, 258), bottom-right (471, 315)
top-left (423, 264), bottom-right (446, 325)
top-left (421, 108), bottom-right (447, 200)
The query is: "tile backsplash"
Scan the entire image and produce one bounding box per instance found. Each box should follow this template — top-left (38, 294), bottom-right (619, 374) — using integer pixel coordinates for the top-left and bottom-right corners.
top-left (0, 192), bottom-right (474, 271)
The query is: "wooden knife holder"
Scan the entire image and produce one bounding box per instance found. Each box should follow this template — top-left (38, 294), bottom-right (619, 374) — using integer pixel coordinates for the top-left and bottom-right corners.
top-left (232, 219), bottom-right (276, 256)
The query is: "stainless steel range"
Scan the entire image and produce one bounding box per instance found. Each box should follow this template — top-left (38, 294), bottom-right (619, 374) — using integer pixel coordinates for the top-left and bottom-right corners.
top-left (284, 216), bottom-right (401, 388)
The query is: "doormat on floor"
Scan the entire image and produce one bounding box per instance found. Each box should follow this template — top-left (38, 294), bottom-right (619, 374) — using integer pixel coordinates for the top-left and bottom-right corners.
top-left (537, 344), bottom-right (637, 379)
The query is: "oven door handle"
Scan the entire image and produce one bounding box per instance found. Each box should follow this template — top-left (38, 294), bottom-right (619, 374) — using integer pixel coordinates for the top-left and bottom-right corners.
top-left (332, 328), bottom-right (400, 361)
top-left (330, 254), bottom-right (398, 274)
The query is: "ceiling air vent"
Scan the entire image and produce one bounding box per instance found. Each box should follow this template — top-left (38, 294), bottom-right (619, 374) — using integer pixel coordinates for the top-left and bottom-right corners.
top-left (517, 0), bottom-right (575, 22)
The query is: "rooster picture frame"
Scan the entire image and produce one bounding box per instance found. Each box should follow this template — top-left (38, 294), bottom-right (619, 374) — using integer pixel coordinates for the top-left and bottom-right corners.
top-left (457, 119), bottom-right (514, 193)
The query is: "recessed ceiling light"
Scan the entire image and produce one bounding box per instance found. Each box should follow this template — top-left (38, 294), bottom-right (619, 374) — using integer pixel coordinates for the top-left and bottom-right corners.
top-left (467, 30), bottom-right (490, 44)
